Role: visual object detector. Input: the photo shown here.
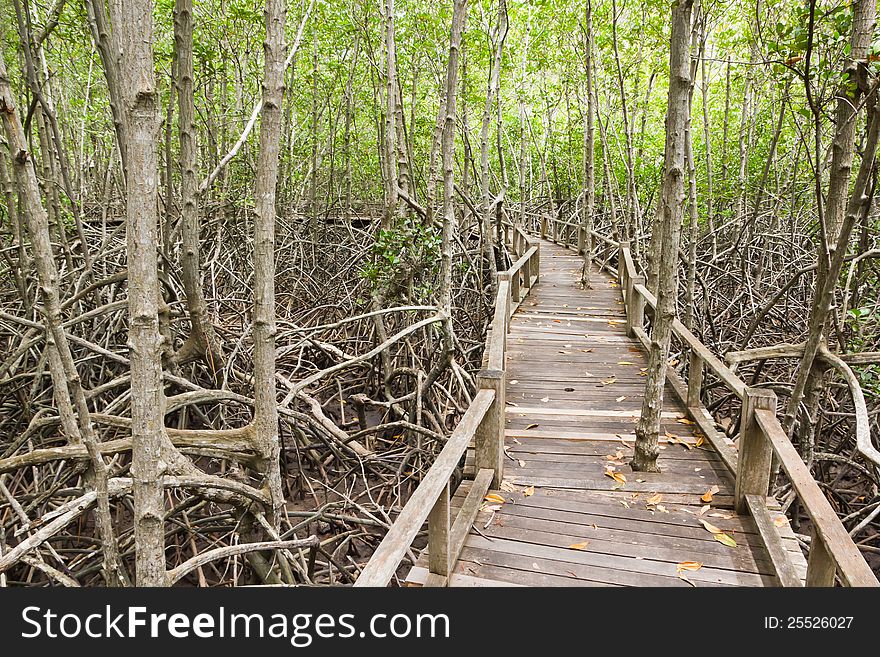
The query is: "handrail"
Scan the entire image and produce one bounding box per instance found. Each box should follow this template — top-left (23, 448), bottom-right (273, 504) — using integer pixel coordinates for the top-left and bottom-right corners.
top-left (755, 409), bottom-right (877, 587)
top-left (355, 219), bottom-right (541, 587)
top-left (530, 209), bottom-right (878, 587)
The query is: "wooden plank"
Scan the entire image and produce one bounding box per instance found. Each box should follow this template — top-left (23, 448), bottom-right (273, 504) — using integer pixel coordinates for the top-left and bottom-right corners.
top-left (745, 494), bottom-right (803, 587)
top-left (354, 389), bottom-right (495, 587)
top-left (755, 408), bottom-right (878, 587)
top-left (506, 407), bottom-right (683, 418)
top-left (459, 534), bottom-right (774, 585)
top-left (407, 567), bottom-right (523, 587)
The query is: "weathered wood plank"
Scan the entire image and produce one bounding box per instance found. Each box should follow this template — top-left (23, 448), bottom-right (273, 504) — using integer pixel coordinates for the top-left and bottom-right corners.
top-left (745, 494), bottom-right (802, 587)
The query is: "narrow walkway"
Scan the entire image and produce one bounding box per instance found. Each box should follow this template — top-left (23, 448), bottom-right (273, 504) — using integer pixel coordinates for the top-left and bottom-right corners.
top-left (407, 240), bottom-right (806, 587)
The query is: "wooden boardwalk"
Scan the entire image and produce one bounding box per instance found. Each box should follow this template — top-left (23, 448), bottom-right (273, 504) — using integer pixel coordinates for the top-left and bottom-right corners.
top-left (407, 239), bottom-right (807, 587)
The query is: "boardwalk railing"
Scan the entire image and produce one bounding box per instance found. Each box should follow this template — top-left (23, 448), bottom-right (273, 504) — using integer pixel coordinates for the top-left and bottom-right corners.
top-left (354, 225), bottom-right (540, 587)
top-left (536, 211), bottom-right (879, 587)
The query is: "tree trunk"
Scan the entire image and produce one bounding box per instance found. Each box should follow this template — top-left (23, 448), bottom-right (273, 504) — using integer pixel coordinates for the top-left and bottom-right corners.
top-left (479, 0), bottom-right (508, 293)
top-left (382, 0), bottom-right (398, 229)
top-left (252, 0), bottom-right (288, 529)
top-left (632, 0), bottom-right (693, 473)
top-left (173, 0), bottom-right (224, 369)
top-left (439, 0), bottom-right (468, 324)
top-left (580, 0), bottom-right (595, 289)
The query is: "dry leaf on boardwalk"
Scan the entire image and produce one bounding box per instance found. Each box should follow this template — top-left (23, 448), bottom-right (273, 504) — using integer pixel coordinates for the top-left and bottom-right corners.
top-left (665, 431), bottom-right (693, 450)
top-left (676, 561), bottom-right (703, 573)
top-left (604, 467), bottom-right (626, 485)
top-left (701, 485), bottom-right (720, 503)
top-left (699, 519), bottom-right (722, 533)
top-left (484, 493), bottom-right (505, 505)
top-left (525, 423), bottom-right (539, 430)
top-left (646, 493), bottom-right (663, 505)
top-left (523, 485), bottom-right (535, 497)
top-left (568, 542), bottom-right (590, 551)
top-left (677, 417), bottom-right (695, 425)
top-left (499, 481), bottom-right (517, 493)
top-left (713, 533), bottom-right (737, 548)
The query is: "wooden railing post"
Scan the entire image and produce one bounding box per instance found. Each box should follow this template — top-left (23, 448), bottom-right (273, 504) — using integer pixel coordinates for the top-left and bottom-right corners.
top-left (522, 250), bottom-right (532, 292)
top-left (687, 351), bottom-right (704, 409)
top-left (626, 275), bottom-right (645, 338)
top-left (428, 482), bottom-right (451, 578)
top-left (511, 268), bottom-right (521, 303)
top-left (540, 215), bottom-right (548, 239)
top-left (476, 369), bottom-right (505, 487)
top-left (618, 240), bottom-right (630, 289)
top-left (806, 527), bottom-right (836, 587)
top-left (735, 388), bottom-right (777, 514)
top-left (552, 218), bottom-right (558, 243)
top-left (532, 240), bottom-right (540, 284)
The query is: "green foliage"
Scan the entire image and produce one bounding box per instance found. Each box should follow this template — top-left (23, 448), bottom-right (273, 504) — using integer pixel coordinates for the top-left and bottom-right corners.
top-left (361, 217), bottom-right (442, 298)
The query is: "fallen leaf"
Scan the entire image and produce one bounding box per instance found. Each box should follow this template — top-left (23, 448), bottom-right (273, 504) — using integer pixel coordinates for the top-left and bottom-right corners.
top-left (616, 396), bottom-right (627, 402)
top-left (484, 493), bottom-right (505, 505)
top-left (699, 519), bottom-right (723, 534)
top-left (500, 481), bottom-right (517, 492)
top-left (617, 361), bottom-right (636, 365)
top-left (518, 459), bottom-right (526, 468)
top-left (599, 377), bottom-right (617, 386)
top-left (665, 432), bottom-right (693, 450)
top-left (695, 436), bottom-right (705, 447)
top-left (646, 493), bottom-right (663, 505)
top-left (568, 541), bottom-right (590, 551)
top-left (605, 468), bottom-right (627, 485)
top-left (698, 505), bottom-right (710, 516)
top-left (677, 418), bottom-right (695, 425)
top-left (558, 350), bottom-right (571, 355)
top-left (510, 379), bottom-right (519, 385)
top-left (655, 504), bottom-right (668, 513)
top-left (480, 503), bottom-right (502, 513)
top-left (773, 516), bottom-right (790, 528)
top-left (708, 512), bottom-right (734, 520)
top-left (540, 396), bottom-right (550, 403)
top-left (676, 561), bottom-right (703, 573)
top-left (713, 532), bottom-right (737, 548)
top-left (525, 423), bottom-right (539, 430)
top-left (523, 485), bottom-right (535, 497)
top-left (701, 485), bottom-right (720, 503)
